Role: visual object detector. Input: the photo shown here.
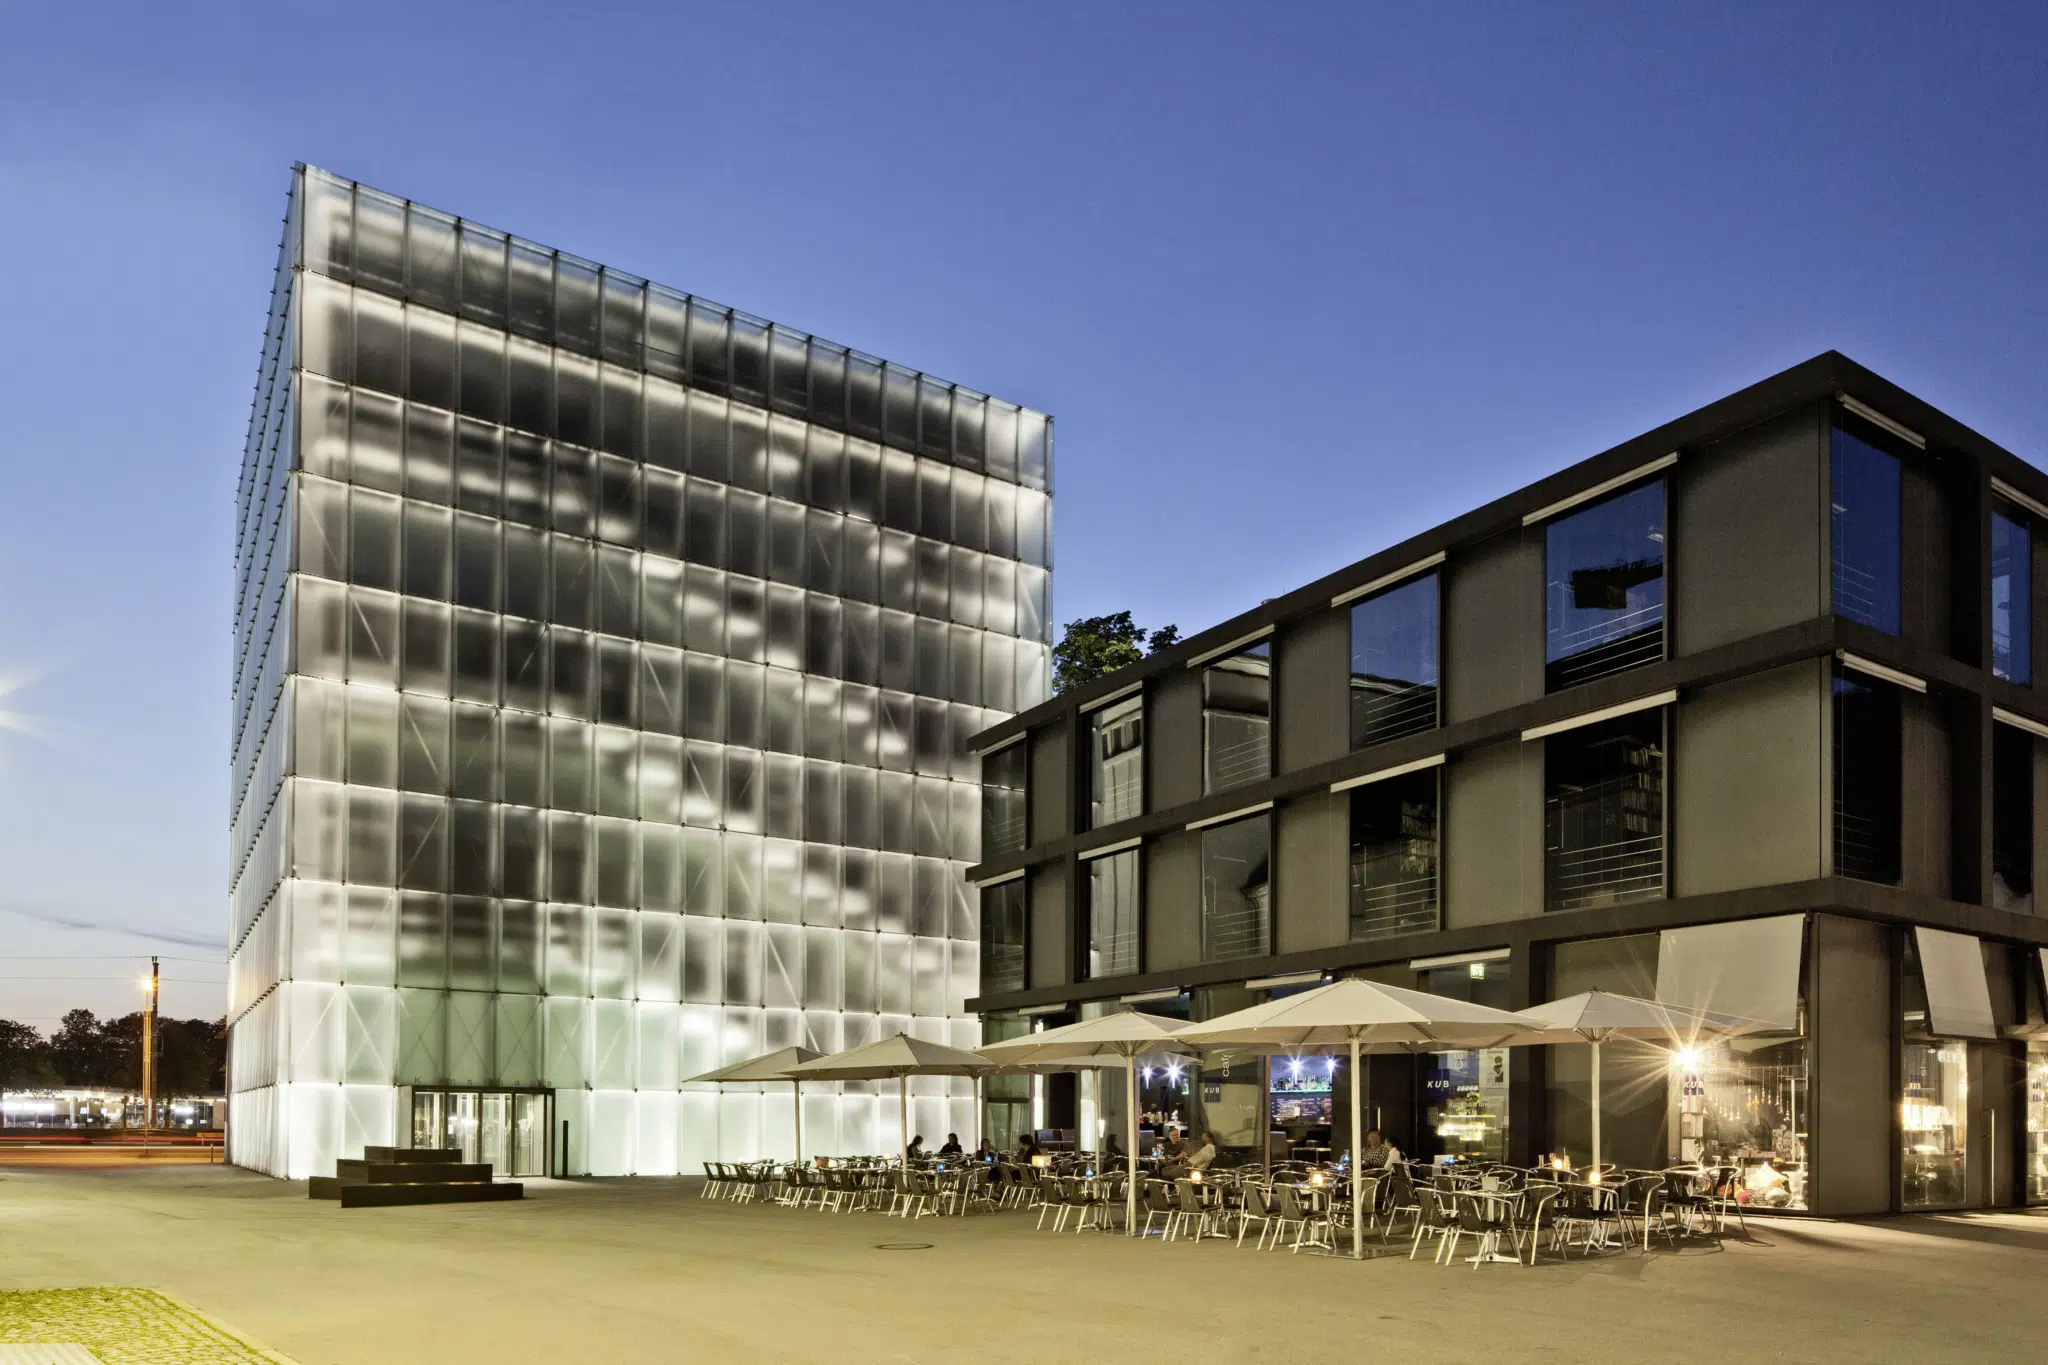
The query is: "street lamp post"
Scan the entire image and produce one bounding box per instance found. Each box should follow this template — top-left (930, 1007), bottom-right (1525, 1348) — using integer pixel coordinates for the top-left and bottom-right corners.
top-left (141, 958), bottom-right (158, 1149)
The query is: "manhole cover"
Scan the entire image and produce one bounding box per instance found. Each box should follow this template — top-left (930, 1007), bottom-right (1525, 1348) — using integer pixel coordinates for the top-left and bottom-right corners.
top-left (873, 1242), bottom-right (933, 1251)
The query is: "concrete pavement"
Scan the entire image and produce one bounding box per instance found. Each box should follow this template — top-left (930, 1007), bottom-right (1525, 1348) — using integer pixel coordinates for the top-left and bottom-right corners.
top-left (1, 1165), bottom-right (2043, 1364)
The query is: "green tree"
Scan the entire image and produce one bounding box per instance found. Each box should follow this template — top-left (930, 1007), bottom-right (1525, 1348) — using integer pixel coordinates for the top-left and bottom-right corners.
top-left (1052, 611), bottom-right (1181, 695)
top-left (0, 1019), bottom-right (55, 1090)
top-left (48, 1009), bottom-right (123, 1088)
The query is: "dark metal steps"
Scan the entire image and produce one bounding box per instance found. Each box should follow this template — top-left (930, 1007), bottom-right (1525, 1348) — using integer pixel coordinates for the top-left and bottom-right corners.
top-left (309, 1146), bottom-right (524, 1206)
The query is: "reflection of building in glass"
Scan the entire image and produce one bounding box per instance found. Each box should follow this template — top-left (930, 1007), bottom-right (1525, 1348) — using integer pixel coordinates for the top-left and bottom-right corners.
top-left (969, 356), bottom-right (2048, 1217)
top-left (229, 167), bottom-right (1051, 1178)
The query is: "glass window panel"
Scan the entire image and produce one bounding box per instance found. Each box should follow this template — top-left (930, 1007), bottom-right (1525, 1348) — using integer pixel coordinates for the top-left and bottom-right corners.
top-left (401, 502), bottom-right (451, 600)
top-left (915, 618), bottom-right (949, 698)
top-left (805, 427), bottom-right (845, 515)
top-left (347, 587), bottom-right (401, 687)
top-left (913, 777), bottom-right (950, 857)
top-left (1901, 938), bottom-right (1969, 1208)
top-left (353, 289), bottom-right (405, 396)
top-left (597, 546), bottom-right (638, 639)
top-left (640, 554), bottom-right (683, 648)
top-left (879, 530), bottom-right (916, 612)
top-left (644, 469), bottom-right (684, 560)
top-left (764, 668), bottom-right (803, 755)
top-left (546, 903), bottom-right (590, 997)
top-left (730, 404), bottom-right (767, 493)
top-left (683, 565), bottom-right (727, 655)
top-left (547, 812), bottom-right (590, 904)
top-left (878, 691), bottom-right (914, 774)
top-left (682, 739), bottom-right (725, 827)
top-left (397, 793), bottom-right (449, 892)
top-left (555, 352), bottom-right (597, 447)
top-left (765, 584), bottom-right (805, 672)
top-left (457, 223), bottom-right (506, 325)
top-left (686, 389), bottom-right (731, 483)
top-left (762, 840), bottom-right (802, 928)
top-left (299, 274), bottom-right (354, 385)
top-left (345, 684), bottom-right (399, 789)
top-left (843, 601), bottom-right (880, 687)
top-left (298, 373), bottom-right (351, 480)
top-left (1545, 479), bottom-right (1666, 690)
top-left (594, 822), bottom-right (639, 914)
top-left (768, 414), bottom-right (806, 501)
top-left (980, 879), bottom-right (1027, 995)
top-left (349, 488), bottom-right (400, 591)
top-left (1545, 709), bottom-right (1666, 911)
top-left (725, 833), bottom-right (764, 925)
top-left (645, 375), bottom-right (688, 473)
top-left (554, 255), bottom-right (599, 349)
top-left (1994, 504), bottom-right (2032, 685)
top-left (725, 748), bottom-right (763, 835)
top-left (454, 418), bottom-right (502, 517)
top-left (1086, 694), bottom-right (1144, 828)
top-left (500, 712), bottom-right (545, 809)
top-left (683, 478), bottom-right (727, 570)
top-left (406, 308), bottom-right (456, 411)
top-left (728, 490), bottom-right (765, 579)
top-left (456, 321), bottom-right (505, 424)
top-left (981, 743), bottom-right (1028, 859)
top-left (844, 437), bottom-right (882, 524)
top-left (1017, 565), bottom-right (1049, 644)
top-left (1992, 723), bottom-right (2034, 915)
top-left (682, 651), bottom-right (723, 741)
top-left (683, 827), bottom-right (724, 923)
top-left (301, 170), bottom-right (354, 279)
top-left (846, 352), bottom-right (883, 439)
top-left (550, 535), bottom-right (593, 630)
top-left (880, 611), bottom-right (916, 694)
top-left (501, 430), bottom-right (546, 524)
top-left (506, 334), bottom-right (552, 436)
top-left (843, 765), bottom-right (878, 850)
top-left (452, 513), bottom-right (499, 611)
top-left (500, 618), bottom-right (544, 713)
top-left (1085, 850), bottom-right (1140, 979)
top-left (296, 475), bottom-right (348, 581)
top-left (805, 760), bottom-right (843, 845)
top-left (548, 716), bottom-right (593, 811)
top-left (805, 595), bottom-right (842, 680)
top-left (595, 722), bottom-right (638, 816)
top-left (804, 677), bottom-right (842, 763)
top-left (449, 803), bottom-right (497, 898)
top-left (1201, 642), bottom-right (1270, 794)
top-left (913, 697), bottom-right (949, 777)
top-left (398, 694), bottom-right (449, 794)
top-left (883, 365), bottom-right (919, 450)
top-left (595, 453), bottom-right (640, 546)
top-left (449, 703), bottom-right (495, 801)
top-left (292, 678), bottom-right (348, 783)
top-left (641, 733), bottom-right (684, 825)
top-left (451, 608), bottom-right (500, 705)
top-left (640, 642), bottom-right (684, 735)
top-left (396, 890), bottom-right (448, 989)
top-left (842, 520), bottom-right (879, 607)
top-left (881, 449), bottom-right (918, 536)
top-left (497, 899), bottom-right (541, 992)
top-left (599, 364), bottom-right (642, 461)
top-left (949, 546), bottom-right (983, 629)
top-left (768, 498), bottom-right (806, 585)
top-left (642, 824), bottom-right (683, 914)
top-left (1833, 667), bottom-right (1902, 884)
top-left (875, 852), bottom-right (914, 935)
top-left (879, 771), bottom-right (914, 855)
top-left (401, 598), bottom-right (451, 696)
top-left (1016, 490), bottom-right (1049, 570)
top-left (725, 660), bottom-right (764, 750)
top-left (1017, 410), bottom-right (1050, 493)
top-left (918, 462), bottom-right (952, 543)
top-left (952, 472), bottom-right (986, 554)
top-left (1350, 573), bottom-right (1439, 748)
top-left (1349, 768), bottom-right (1440, 940)
top-left (1832, 424), bottom-right (1902, 635)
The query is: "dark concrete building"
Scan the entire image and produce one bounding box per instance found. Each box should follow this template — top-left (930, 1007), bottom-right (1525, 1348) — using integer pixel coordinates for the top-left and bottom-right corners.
top-left (966, 352), bottom-right (2048, 1217)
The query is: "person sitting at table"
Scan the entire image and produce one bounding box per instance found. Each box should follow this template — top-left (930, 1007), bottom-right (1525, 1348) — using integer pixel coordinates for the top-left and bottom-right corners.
top-left (1188, 1132), bottom-right (1218, 1172)
top-left (1016, 1133), bottom-right (1040, 1162)
top-left (938, 1133), bottom-right (963, 1156)
top-left (976, 1138), bottom-right (998, 1163)
top-left (906, 1134), bottom-right (925, 1161)
top-left (1358, 1128), bottom-right (1401, 1170)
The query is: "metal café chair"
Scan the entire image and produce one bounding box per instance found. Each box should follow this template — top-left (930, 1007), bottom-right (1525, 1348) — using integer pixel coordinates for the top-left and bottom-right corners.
top-left (1139, 1179), bottom-right (1181, 1240)
top-left (1517, 1184), bottom-right (1563, 1264)
top-left (1408, 1186), bottom-right (1463, 1263)
top-left (1236, 1183), bottom-right (1278, 1249)
top-left (1274, 1181), bottom-right (1333, 1254)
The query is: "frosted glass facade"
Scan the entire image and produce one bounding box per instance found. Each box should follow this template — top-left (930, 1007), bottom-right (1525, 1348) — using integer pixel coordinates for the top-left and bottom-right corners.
top-left (228, 166), bottom-right (1052, 1178)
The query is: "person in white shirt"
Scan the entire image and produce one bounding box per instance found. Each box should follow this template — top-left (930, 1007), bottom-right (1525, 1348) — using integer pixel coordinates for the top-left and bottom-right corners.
top-left (1358, 1129), bottom-right (1401, 1170)
top-left (1188, 1132), bottom-right (1218, 1171)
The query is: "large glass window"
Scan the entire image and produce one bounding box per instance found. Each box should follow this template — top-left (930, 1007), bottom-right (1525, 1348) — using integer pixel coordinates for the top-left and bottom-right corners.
top-left (981, 740), bottom-right (1028, 859)
top-left (1544, 480), bottom-right (1665, 690)
top-left (1416, 960), bottom-right (1512, 1163)
top-left (1831, 425), bottom-right (1902, 634)
top-left (1900, 935), bottom-right (1969, 1209)
top-left (1085, 848), bottom-right (1140, 978)
top-left (1993, 501), bottom-right (2032, 684)
top-left (982, 1012), bottom-right (1032, 1154)
top-left (1544, 710), bottom-right (1665, 911)
top-left (1199, 815), bottom-right (1270, 961)
top-left (1086, 695), bottom-right (1144, 828)
top-left (1992, 722), bottom-right (2034, 914)
top-left (979, 877), bottom-right (1026, 995)
top-left (1832, 667), bottom-right (1901, 884)
top-left (1349, 574), bottom-right (1437, 748)
top-left (1202, 643), bottom-right (1270, 794)
top-left (2029, 1040), bottom-right (2048, 1205)
top-left (1669, 1035), bottom-right (1809, 1210)
top-left (1348, 768), bottom-right (1439, 940)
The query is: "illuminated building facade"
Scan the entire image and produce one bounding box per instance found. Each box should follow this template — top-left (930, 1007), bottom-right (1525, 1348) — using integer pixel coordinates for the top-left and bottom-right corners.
top-left (229, 166), bottom-right (1052, 1177)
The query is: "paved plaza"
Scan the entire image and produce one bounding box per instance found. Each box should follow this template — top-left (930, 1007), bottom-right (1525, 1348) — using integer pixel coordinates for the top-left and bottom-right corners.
top-left (1, 1165), bottom-right (2045, 1364)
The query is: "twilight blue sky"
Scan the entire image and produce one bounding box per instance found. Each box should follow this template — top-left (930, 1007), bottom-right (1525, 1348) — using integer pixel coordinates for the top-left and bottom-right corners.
top-left (1, 2), bottom-right (2044, 1026)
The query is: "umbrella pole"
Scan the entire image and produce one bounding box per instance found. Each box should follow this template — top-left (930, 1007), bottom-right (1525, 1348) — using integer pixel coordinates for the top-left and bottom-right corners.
top-left (900, 1076), bottom-right (910, 1171)
top-left (974, 1074), bottom-right (983, 1153)
top-left (1349, 1036), bottom-right (1363, 1261)
top-left (794, 1079), bottom-right (803, 1167)
top-left (1126, 1056), bottom-right (1139, 1238)
top-left (1590, 1040), bottom-right (1603, 1173)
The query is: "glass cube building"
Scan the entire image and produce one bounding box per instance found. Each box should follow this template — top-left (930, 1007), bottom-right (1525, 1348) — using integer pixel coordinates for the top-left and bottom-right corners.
top-left (228, 166), bottom-right (1052, 1178)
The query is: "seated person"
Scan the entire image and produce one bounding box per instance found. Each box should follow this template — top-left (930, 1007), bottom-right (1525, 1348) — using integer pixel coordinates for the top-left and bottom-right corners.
top-left (937, 1132), bottom-right (963, 1156)
top-left (1188, 1131), bottom-right (1218, 1172)
top-left (1357, 1128), bottom-right (1402, 1171)
top-left (976, 1138), bottom-right (998, 1163)
top-left (906, 1134), bottom-right (925, 1161)
top-left (1016, 1133), bottom-right (1040, 1162)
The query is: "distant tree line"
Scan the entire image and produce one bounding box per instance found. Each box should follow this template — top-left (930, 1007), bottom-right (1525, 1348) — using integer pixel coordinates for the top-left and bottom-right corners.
top-left (0, 1011), bottom-right (226, 1094)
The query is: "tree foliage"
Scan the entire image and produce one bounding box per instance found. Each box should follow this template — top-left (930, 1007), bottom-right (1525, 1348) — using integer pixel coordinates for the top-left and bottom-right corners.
top-left (1051, 611), bottom-right (1181, 695)
top-left (0, 1011), bottom-right (225, 1093)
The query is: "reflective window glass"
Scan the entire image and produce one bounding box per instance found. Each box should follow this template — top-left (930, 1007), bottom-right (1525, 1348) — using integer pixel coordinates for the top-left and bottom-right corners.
top-left (1993, 722), bottom-right (2034, 915)
top-left (1545, 479), bottom-right (1665, 690)
top-left (1833, 666), bottom-right (1901, 885)
top-left (1086, 695), bottom-right (1144, 828)
top-left (1349, 573), bottom-right (1437, 748)
top-left (1994, 502), bottom-right (2032, 684)
top-left (1348, 768), bottom-right (1439, 940)
top-left (1200, 816), bottom-right (1269, 962)
top-left (981, 741), bottom-right (1028, 859)
top-left (1203, 642), bottom-right (1270, 793)
top-left (1831, 425), bottom-right (1902, 635)
top-left (1085, 849), bottom-right (1140, 979)
top-left (1545, 709), bottom-right (1665, 911)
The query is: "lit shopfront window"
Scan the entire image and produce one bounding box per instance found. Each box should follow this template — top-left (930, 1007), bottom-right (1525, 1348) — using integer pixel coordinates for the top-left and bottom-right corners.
top-left (1416, 960), bottom-right (1511, 1162)
top-left (1901, 936), bottom-right (1969, 1209)
top-left (1669, 1036), bottom-right (1808, 1210)
top-left (2028, 1043), bottom-right (2048, 1206)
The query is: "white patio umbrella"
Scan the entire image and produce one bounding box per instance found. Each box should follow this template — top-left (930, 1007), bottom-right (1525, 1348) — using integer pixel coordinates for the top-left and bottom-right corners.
top-left (1513, 991), bottom-right (1776, 1175)
top-left (786, 1034), bottom-right (996, 1169)
top-left (1175, 979), bottom-right (1542, 1260)
top-left (977, 1012), bottom-right (1196, 1238)
top-left (683, 1045), bottom-right (822, 1165)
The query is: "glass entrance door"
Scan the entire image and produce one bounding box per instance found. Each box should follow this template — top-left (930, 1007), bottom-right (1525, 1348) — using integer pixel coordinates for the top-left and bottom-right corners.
top-left (410, 1090), bottom-right (549, 1175)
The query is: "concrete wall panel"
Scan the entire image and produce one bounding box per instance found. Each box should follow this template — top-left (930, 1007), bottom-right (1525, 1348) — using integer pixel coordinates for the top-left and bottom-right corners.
top-left (1673, 660), bottom-right (1826, 896)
